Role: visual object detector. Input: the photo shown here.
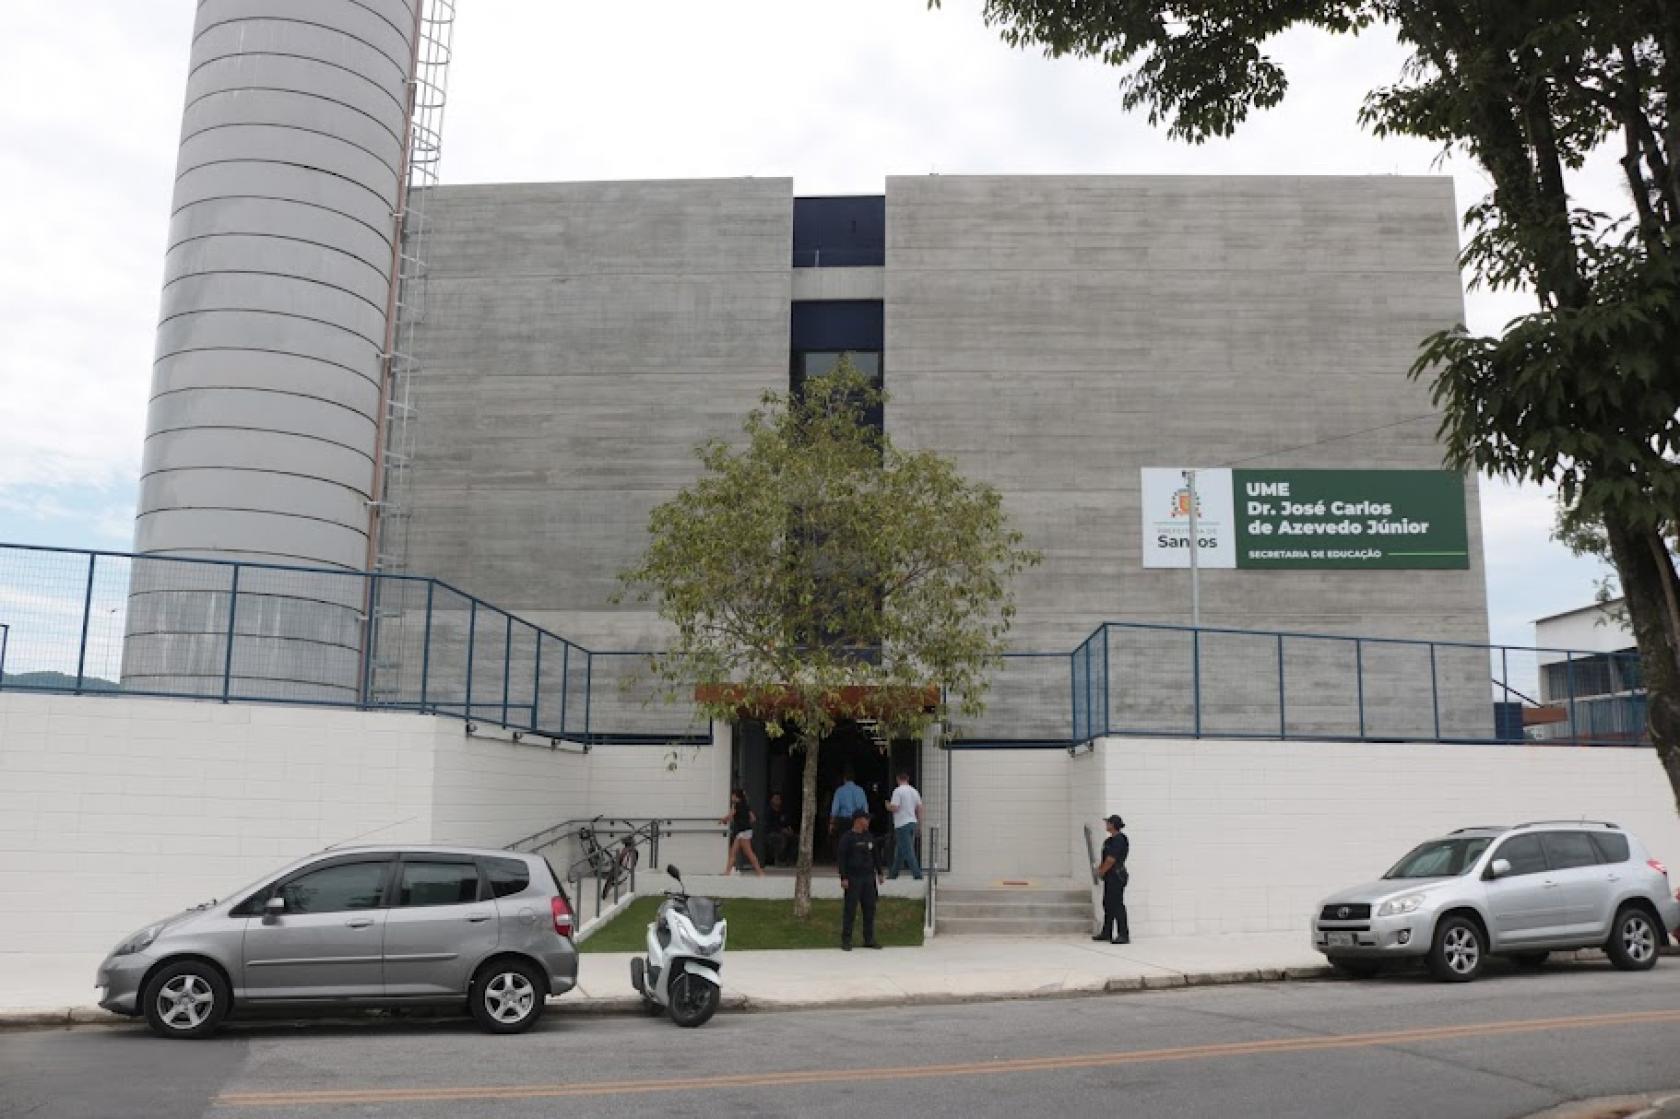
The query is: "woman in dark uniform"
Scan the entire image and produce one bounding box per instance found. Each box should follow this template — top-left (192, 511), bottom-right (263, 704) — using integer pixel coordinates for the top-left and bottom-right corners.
top-left (1093, 813), bottom-right (1130, 944)
top-left (720, 788), bottom-right (765, 877)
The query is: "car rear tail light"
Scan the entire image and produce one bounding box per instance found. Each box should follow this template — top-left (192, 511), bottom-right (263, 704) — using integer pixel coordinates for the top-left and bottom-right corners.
top-left (552, 896), bottom-right (574, 939)
top-left (1649, 858), bottom-right (1668, 877)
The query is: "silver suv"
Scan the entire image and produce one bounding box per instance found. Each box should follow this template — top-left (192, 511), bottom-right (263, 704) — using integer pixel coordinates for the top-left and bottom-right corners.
top-left (97, 846), bottom-right (579, 1038)
top-left (1314, 821), bottom-right (1679, 982)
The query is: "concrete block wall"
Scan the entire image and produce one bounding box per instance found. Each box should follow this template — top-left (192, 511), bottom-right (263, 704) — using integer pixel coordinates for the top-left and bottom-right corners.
top-left (404, 179), bottom-right (795, 654)
top-left (1084, 735), bottom-right (1680, 938)
top-left (885, 175), bottom-right (1492, 740)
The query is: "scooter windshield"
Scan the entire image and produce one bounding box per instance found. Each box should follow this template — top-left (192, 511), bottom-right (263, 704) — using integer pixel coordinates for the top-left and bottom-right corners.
top-left (685, 897), bottom-right (720, 934)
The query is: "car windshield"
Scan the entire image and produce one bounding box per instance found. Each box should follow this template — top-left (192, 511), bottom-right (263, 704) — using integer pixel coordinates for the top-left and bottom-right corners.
top-left (1383, 837), bottom-right (1493, 879)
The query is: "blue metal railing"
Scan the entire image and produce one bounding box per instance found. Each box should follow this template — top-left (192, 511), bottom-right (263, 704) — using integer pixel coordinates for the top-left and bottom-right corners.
top-left (1060, 620), bottom-right (1649, 749)
top-left (0, 542), bottom-right (704, 745)
top-left (0, 542), bottom-right (1651, 751)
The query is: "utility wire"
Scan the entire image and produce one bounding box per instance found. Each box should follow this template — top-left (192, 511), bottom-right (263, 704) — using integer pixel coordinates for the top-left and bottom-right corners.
top-left (1211, 413), bottom-right (1440, 470)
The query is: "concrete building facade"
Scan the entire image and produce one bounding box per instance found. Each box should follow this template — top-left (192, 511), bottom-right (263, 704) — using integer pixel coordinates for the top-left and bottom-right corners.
top-left (403, 175), bottom-right (1490, 740)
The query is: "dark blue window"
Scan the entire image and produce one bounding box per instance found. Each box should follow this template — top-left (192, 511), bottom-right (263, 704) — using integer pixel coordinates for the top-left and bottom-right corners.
top-left (793, 196), bottom-right (884, 268)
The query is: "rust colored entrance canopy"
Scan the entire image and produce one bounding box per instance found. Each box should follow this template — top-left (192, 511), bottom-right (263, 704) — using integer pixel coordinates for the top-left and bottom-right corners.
top-left (693, 682), bottom-right (940, 721)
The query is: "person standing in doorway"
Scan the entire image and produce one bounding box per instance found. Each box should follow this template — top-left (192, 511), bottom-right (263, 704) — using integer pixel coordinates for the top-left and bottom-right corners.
top-left (764, 791), bottom-right (795, 867)
top-left (886, 771), bottom-right (923, 880)
top-left (1093, 814), bottom-right (1130, 944)
top-left (828, 768), bottom-right (867, 841)
top-left (720, 789), bottom-right (764, 877)
top-left (836, 809), bottom-right (883, 950)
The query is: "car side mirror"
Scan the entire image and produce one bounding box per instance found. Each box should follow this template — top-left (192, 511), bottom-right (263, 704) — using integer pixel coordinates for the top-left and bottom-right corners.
top-left (264, 896), bottom-right (286, 918)
top-left (1487, 858), bottom-right (1511, 880)
top-left (666, 865), bottom-right (681, 881)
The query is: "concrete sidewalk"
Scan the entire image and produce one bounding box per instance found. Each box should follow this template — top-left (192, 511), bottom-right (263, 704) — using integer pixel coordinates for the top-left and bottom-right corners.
top-left (570, 931), bottom-right (1331, 1012)
top-left (1, 932), bottom-right (1330, 1027)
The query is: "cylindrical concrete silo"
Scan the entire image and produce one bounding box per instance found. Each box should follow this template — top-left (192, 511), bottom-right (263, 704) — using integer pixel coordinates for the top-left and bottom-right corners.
top-left (126, 0), bottom-right (421, 701)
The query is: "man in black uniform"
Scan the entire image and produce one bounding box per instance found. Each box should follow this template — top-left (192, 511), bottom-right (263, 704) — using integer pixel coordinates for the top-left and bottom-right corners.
top-left (836, 808), bottom-right (883, 950)
top-left (1093, 814), bottom-right (1130, 944)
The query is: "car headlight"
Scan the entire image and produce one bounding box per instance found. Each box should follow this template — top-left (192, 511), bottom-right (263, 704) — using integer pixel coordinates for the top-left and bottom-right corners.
top-left (1378, 894), bottom-right (1427, 917)
top-left (113, 923), bottom-right (164, 957)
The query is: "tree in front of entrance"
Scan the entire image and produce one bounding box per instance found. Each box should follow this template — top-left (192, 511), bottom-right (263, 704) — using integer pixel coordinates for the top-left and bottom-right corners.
top-left (936, 0), bottom-right (1680, 812)
top-left (617, 361), bottom-right (1039, 917)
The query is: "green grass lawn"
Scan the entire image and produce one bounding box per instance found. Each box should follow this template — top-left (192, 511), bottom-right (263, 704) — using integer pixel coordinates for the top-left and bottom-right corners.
top-left (577, 896), bottom-right (925, 953)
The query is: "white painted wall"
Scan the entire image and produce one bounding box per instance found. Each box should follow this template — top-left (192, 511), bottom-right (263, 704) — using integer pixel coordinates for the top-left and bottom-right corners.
top-left (946, 748), bottom-right (1072, 881)
top-left (1081, 735), bottom-right (1680, 938)
top-left (0, 693), bottom-right (699, 1010)
top-left (1535, 600), bottom-right (1632, 664)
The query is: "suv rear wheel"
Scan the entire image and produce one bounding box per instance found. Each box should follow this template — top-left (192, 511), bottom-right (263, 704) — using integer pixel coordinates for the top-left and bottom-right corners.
top-left (1428, 915), bottom-right (1484, 982)
top-left (1605, 906), bottom-right (1660, 972)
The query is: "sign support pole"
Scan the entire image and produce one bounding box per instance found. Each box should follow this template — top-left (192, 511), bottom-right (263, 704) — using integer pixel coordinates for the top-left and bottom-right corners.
top-left (1187, 468), bottom-right (1201, 627)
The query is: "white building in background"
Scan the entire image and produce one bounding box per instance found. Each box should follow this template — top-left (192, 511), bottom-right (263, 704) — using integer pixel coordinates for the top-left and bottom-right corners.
top-left (1533, 600), bottom-right (1645, 743)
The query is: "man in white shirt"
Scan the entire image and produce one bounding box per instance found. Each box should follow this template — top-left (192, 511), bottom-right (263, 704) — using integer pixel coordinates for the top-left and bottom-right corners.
top-left (886, 771), bottom-right (924, 881)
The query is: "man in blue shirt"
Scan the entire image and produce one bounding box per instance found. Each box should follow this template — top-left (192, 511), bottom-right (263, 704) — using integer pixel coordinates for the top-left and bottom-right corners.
top-left (829, 768), bottom-right (868, 844)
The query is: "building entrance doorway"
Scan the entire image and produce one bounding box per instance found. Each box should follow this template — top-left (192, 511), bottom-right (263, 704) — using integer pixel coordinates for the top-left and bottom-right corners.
top-left (732, 719), bottom-right (919, 866)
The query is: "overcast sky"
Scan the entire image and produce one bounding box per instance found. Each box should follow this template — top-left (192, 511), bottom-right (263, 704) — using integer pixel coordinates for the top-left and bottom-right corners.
top-left (0, 0), bottom-right (1619, 649)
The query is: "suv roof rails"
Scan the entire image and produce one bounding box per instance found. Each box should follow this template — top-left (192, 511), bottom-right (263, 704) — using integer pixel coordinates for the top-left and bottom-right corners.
top-left (1513, 819), bottom-right (1620, 830)
top-left (1448, 825), bottom-right (1508, 834)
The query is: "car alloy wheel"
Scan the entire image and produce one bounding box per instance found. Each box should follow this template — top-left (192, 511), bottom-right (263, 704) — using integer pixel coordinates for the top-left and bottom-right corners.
top-left (1442, 926), bottom-right (1479, 975)
top-left (1428, 916), bottom-right (1484, 982)
top-left (157, 974), bottom-right (215, 1031)
top-left (1608, 909), bottom-right (1660, 971)
top-left (483, 971), bottom-right (537, 1024)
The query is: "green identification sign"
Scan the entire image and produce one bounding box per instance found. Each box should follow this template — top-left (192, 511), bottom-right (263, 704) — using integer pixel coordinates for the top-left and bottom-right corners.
top-left (1232, 470), bottom-right (1469, 570)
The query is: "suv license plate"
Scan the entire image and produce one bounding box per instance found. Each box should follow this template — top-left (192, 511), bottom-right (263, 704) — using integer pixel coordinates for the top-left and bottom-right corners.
top-left (1327, 932), bottom-right (1354, 947)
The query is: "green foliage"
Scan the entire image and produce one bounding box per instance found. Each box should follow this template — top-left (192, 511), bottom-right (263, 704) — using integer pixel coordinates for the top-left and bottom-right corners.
top-left (619, 360), bottom-right (1038, 743)
top-left (618, 359), bottom-right (1039, 910)
top-left (576, 895), bottom-right (924, 953)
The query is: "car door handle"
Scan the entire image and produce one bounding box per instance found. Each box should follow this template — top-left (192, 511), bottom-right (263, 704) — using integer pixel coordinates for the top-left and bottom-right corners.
top-left (1541, 881), bottom-right (1560, 889)
top-left (1607, 874), bottom-right (1621, 882)
top-left (465, 912), bottom-right (492, 923)
top-left (346, 916), bottom-right (376, 928)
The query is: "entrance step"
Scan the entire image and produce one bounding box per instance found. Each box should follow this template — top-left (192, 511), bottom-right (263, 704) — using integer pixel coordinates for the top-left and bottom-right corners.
top-left (936, 886), bottom-right (1094, 936)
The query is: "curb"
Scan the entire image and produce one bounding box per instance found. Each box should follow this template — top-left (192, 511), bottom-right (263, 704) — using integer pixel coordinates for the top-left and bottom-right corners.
top-left (1522, 1090), bottom-right (1680, 1119)
top-left (0, 965), bottom-right (1335, 1032)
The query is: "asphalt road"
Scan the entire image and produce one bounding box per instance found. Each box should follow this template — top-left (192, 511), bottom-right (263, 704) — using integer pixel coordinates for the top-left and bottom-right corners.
top-left (3, 960), bottom-right (1677, 1119)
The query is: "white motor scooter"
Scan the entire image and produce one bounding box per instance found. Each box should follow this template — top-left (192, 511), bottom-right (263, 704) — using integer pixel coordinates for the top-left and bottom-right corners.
top-left (630, 865), bottom-right (726, 1027)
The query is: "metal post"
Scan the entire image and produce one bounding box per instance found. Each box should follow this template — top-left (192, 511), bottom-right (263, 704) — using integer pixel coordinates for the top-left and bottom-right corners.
top-left (1191, 628), bottom-right (1202, 737)
top-left (1101, 624), bottom-right (1111, 737)
top-left (0, 623), bottom-right (8, 690)
top-left (531, 630), bottom-right (543, 732)
top-left (1566, 651), bottom-right (1579, 743)
top-left (1068, 649), bottom-right (1078, 741)
top-left (1084, 638), bottom-right (1094, 742)
top-left (559, 642), bottom-right (570, 738)
top-left (1355, 638), bottom-right (1365, 739)
top-left (419, 581), bottom-right (434, 712)
top-left (465, 600), bottom-right (477, 721)
top-left (221, 565), bottom-right (240, 702)
top-left (583, 651), bottom-right (592, 743)
top-left (1500, 646), bottom-right (1510, 740)
top-left (1186, 468), bottom-right (1201, 628)
top-left (1429, 642), bottom-right (1441, 741)
top-left (74, 552), bottom-right (96, 693)
top-left (1277, 633), bottom-right (1286, 738)
top-left (501, 613), bottom-right (512, 727)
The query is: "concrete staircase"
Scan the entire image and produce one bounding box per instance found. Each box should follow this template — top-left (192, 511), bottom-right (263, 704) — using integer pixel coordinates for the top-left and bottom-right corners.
top-left (936, 884), bottom-right (1094, 937)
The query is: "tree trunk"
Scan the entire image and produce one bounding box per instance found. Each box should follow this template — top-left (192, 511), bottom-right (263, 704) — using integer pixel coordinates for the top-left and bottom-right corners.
top-left (792, 727), bottom-right (821, 919)
top-left (1604, 516), bottom-right (1680, 816)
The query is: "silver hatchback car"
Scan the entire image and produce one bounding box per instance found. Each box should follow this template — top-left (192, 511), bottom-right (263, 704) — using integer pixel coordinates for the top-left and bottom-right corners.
top-left (1314, 821), bottom-right (1679, 982)
top-left (97, 846), bottom-right (579, 1038)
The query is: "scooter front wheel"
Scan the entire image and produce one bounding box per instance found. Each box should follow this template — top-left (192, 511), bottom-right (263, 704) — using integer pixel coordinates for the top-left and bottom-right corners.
top-left (667, 971), bottom-right (720, 1027)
